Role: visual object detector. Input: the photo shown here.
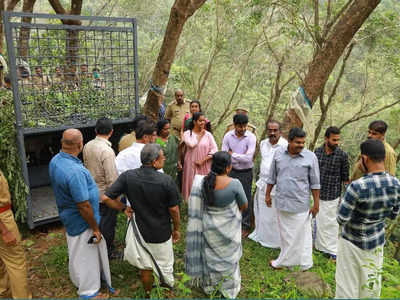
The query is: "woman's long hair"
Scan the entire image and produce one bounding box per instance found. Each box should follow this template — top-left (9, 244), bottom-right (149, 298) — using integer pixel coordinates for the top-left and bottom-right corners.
top-left (188, 112), bottom-right (204, 135)
top-left (201, 151), bottom-right (232, 206)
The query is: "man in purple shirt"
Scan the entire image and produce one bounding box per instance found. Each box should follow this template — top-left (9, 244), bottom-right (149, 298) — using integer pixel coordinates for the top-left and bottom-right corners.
top-left (222, 114), bottom-right (257, 237)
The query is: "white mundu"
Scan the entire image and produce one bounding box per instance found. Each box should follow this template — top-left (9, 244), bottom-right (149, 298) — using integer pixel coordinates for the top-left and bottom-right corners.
top-left (315, 197), bottom-right (340, 256)
top-left (249, 137), bottom-right (288, 248)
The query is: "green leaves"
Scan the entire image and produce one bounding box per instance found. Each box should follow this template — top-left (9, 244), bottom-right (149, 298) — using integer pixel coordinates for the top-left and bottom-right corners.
top-left (0, 90), bottom-right (28, 222)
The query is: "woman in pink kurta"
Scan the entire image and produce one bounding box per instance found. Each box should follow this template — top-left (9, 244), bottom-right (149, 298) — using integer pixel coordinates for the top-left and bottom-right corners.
top-left (182, 112), bottom-right (218, 202)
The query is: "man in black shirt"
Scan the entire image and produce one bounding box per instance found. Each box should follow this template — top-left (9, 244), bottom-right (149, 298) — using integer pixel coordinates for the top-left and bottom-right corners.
top-left (314, 126), bottom-right (349, 259)
top-left (102, 143), bottom-right (180, 297)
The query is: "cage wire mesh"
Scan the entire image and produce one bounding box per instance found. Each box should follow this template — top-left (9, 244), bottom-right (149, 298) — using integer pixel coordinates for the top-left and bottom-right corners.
top-left (6, 13), bottom-right (138, 130)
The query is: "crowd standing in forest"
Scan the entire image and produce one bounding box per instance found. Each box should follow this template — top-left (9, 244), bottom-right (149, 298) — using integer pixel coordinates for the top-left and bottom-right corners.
top-left (0, 86), bottom-right (399, 299)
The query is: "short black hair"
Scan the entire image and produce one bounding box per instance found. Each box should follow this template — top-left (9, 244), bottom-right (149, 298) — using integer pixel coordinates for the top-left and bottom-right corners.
top-left (360, 139), bottom-right (385, 162)
top-left (233, 113), bottom-right (248, 125)
top-left (156, 119), bottom-right (170, 135)
top-left (95, 117), bottom-right (113, 135)
top-left (132, 114), bottom-right (149, 132)
top-left (325, 126), bottom-right (340, 138)
top-left (369, 120), bottom-right (387, 134)
top-left (136, 121), bottom-right (156, 139)
top-left (288, 127), bottom-right (306, 141)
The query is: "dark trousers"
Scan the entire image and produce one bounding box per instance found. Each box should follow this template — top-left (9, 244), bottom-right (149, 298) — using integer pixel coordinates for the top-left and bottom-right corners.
top-left (229, 168), bottom-right (253, 230)
top-left (99, 203), bottom-right (117, 255)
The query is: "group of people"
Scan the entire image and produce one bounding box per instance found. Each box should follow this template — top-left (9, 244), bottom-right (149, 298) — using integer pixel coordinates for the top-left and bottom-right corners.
top-left (0, 87), bottom-right (399, 299)
top-left (13, 63), bottom-right (105, 90)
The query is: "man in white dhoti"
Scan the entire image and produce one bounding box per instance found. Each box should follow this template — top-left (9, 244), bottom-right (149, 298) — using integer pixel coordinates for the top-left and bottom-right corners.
top-left (335, 139), bottom-right (400, 298)
top-left (266, 128), bottom-right (320, 270)
top-left (103, 143), bottom-right (181, 298)
top-left (249, 120), bottom-right (287, 248)
top-left (49, 129), bottom-right (130, 298)
top-left (314, 126), bottom-right (349, 259)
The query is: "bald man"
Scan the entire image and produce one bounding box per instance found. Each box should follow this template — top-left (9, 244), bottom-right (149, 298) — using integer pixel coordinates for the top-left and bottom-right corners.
top-left (49, 129), bottom-right (127, 298)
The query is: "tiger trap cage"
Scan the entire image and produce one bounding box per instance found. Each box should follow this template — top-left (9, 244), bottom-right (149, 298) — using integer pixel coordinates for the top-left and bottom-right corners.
top-left (3, 12), bottom-right (140, 228)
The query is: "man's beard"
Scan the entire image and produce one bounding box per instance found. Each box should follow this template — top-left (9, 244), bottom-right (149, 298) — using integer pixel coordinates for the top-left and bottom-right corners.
top-left (327, 142), bottom-right (337, 150)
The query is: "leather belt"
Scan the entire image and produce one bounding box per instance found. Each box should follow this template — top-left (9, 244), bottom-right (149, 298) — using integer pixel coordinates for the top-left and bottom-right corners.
top-left (0, 203), bottom-right (11, 214)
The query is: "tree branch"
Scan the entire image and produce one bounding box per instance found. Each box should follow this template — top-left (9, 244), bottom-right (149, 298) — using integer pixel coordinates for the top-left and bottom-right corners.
top-left (6, 0), bottom-right (20, 11)
top-left (70, 0), bottom-right (82, 15)
top-left (339, 99), bottom-right (400, 130)
top-left (187, 0), bottom-right (207, 17)
top-left (48, 0), bottom-right (66, 15)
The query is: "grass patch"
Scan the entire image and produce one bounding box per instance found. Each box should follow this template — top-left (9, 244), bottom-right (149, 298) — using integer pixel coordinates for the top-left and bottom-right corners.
top-left (32, 207), bottom-right (400, 298)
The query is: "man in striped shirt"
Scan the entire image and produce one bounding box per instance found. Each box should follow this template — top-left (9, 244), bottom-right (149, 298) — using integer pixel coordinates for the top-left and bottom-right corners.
top-left (335, 139), bottom-right (400, 298)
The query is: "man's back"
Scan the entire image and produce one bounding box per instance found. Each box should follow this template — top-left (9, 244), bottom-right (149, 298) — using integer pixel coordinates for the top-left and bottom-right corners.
top-left (106, 167), bottom-right (180, 243)
top-left (338, 172), bottom-right (400, 250)
top-left (83, 136), bottom-right (117, 194)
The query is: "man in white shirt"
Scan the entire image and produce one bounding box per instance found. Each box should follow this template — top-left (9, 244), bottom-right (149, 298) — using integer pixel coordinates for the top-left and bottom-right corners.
top-left (249, 120), bottom-right (287, 248)
top-left (115, 121), bottom-right (157, 174)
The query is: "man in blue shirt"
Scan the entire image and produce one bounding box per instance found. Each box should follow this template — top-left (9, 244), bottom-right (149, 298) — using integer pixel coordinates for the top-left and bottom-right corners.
top-left (49, 128), bottom-right (129, 298)
top-left (335, 139), bottom-right (400, 298)
top-left (266, 128), bottom-right (320, 271)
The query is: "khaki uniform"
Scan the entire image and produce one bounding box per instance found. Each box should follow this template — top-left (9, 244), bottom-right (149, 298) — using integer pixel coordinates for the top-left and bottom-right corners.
top-left (118, 132), bottom-right (136, 153)
top-left (0, 170), bottom-right (31, 298)
top-left (351, 141), bottom-right (398, 181)
top-left (165, 99), bottom-right (191, 138)
top-left (32, 75), bottom-right (50, 89)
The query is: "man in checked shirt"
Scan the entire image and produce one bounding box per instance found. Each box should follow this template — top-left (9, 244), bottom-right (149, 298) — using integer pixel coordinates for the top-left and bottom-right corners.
top-left (335, 139), bottom-right (400, 299)
top-left (314, 126), bottom-right (349, 260)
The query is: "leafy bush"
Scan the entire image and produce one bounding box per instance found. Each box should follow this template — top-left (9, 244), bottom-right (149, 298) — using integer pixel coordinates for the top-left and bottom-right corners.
top-left (0, 89), bottom-right (29, 222)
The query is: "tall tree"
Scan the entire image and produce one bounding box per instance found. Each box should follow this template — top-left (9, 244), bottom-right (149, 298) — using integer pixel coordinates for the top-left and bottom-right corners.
top-left (18, 0), bottom-right (37, 59)
top-left (143, 0), bottom-right (207, 121)
top-left (48, 0), bottom-right (82, 82)
top-left (282, 0), bottom-right (381, 136)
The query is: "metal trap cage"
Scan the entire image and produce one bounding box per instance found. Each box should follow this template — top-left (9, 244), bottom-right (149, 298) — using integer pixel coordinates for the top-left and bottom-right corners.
top-left (3, 12), bottom-right (139, 228)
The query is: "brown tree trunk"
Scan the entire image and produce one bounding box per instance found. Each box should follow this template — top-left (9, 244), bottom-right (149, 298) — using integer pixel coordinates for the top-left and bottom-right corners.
top-left (144, 0), bottom-right (207, 121)
top-left (48, 0), bottom-right (82, 82)
top-left (282, 0), bottom-right (381, 137)
top-left (18, 0), bottom-right (37, 59)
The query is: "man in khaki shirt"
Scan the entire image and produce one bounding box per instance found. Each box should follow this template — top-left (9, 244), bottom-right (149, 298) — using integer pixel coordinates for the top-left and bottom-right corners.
top-left (351, 120), bottom-right (398, 181)
top-left (0, 170), bottom-right (31, 298)
top-left (165, 89), bottom-right (191, 138)
top-left (83, 117), bottom-right (119, 257)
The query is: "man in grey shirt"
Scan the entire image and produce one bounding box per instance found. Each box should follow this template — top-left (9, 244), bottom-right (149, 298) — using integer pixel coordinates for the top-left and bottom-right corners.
top-left (266, 127), bottom-right (320, 271)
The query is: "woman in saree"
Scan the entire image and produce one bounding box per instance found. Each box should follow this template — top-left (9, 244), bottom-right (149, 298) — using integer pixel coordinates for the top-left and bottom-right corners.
top-left (155, 119), bottom-right (178, 182)
top-left (185, 151), bottom-right (248, 298)
top-left (182, 112), bottom-right (218, 202)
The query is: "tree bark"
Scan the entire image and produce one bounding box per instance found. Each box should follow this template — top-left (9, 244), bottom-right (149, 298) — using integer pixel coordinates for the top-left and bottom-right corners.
top-left (144, 0), bottom-right (207, 121)
top-left (282, 0), bottom-right (381, 137)
top-left (18, 0), bottom-right (37, 59)
top-left (48, 0), bottom-right (82, 82)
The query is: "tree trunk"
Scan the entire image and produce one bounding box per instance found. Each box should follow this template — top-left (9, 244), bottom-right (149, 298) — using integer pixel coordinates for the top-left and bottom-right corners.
top-left (18, 0), bottom-right (37, 59)
top-left (48, 0), bottom-right (82, 82)
top-left (282, 0), bottom-right (381, 137)
top-left (144, 0), bottom-right (207, 121)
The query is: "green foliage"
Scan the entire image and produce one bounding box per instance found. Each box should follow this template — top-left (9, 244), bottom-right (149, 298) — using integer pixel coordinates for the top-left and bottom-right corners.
top-left (0, 89), bottom-right (29, 222)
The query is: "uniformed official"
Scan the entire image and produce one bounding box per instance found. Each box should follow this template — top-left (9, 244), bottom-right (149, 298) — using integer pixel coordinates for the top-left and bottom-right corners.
top-left (224, 107), bottom-right (257, 136)
top-left (165, 89), bottom-right (191, 138)
top-left (0, 170), bottom-right (31, 298)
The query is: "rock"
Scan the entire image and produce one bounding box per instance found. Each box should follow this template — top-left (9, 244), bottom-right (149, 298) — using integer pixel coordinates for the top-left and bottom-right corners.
top-left (285, 271), bottom-right (332, 298)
